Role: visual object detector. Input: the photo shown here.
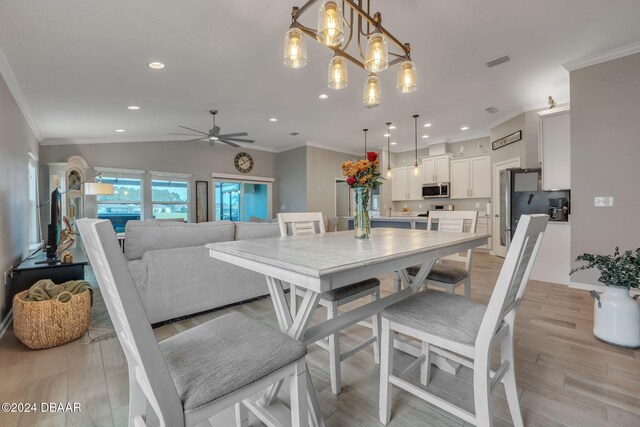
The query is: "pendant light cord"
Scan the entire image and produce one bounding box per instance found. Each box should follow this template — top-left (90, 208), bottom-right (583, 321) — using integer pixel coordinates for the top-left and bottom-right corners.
top-left (363, 128), bottom-right (368, 156)
top-left (386, 122), bottom-right (392, 170)
top-left (413, 114), bottom-right (419, 167)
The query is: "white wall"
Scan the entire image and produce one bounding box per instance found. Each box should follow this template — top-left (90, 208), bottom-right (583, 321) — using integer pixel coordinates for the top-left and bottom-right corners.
top-left (0, 72), bottom-right (38, 320)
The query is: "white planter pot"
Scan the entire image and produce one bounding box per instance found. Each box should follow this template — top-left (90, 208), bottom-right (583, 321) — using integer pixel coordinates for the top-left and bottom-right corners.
top-left (592, 286), bottom-right (640, 348)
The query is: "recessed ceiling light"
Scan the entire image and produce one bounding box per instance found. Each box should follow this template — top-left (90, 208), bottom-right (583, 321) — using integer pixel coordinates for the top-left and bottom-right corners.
top-left (115, 129), bottom-right (126, 132)
top-left (127, 105), bottom-right (140, 110)
top-left (319, 94), bottom-right (328, 99)
top-left (389, 125), bottom-right (396, 130)
top-left (390, 142), bottom-right (397, 145)
top-left (269, 118), bottom-right (278, 122)
top-left (422, 135), bottom-right (429, 139)
top-left (424, 123), bottom-right (432, 127)
top-left (461, 126), bottom-right (469, 130)
top-left (384, 133), bottom-right (390, 137)
top-left (148, 62), bottom-right (165, 69)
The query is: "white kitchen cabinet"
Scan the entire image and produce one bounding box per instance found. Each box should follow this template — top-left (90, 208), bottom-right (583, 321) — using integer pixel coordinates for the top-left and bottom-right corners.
top-left (391, 165), bottom-right (423, 201)
top-left (423, 154), bottom-right (451, 184)
top-left (538, 107), bottom-right (570, 190)
top-left (450, 155), bottom-right (491, 199)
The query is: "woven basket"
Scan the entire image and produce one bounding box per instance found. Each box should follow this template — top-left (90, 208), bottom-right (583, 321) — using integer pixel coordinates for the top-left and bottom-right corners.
top-left (13, 289), bottom-right (91, 350)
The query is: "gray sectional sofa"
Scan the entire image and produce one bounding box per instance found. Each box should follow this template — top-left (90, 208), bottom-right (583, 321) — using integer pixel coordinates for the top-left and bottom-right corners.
top-left (124, 220), bottom-right (281, 323)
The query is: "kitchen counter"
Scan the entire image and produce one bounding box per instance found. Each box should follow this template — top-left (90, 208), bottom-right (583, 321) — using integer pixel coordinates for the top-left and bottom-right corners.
top-left (347, 215), bottom-right (431, 230)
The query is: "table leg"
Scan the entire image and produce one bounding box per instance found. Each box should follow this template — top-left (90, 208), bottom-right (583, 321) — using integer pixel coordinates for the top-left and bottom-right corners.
top-left (264, 276), bottom-right (326, 427)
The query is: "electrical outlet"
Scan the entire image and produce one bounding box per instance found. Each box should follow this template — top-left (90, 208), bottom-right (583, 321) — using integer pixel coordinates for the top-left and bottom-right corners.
top-left (475, 202), bottom-right (480, 209)
top-left (418, 203), bottom-right (422, 209)
top-left (280, 204), bottom-right (286, 210)
top-left (594, 197), bottom-right (614, 207)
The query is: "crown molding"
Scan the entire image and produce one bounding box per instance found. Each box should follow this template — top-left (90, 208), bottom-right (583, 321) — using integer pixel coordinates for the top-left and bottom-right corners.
top-left (562, 41), bottom-right (640, 72)
top-left (0, 46), bottom-right (42, 141)
top-left (40, 136), bottom-right (279, 153)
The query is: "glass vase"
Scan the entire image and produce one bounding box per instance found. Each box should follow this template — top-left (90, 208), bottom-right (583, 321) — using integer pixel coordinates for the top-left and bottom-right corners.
top-left (354, 187), bottom-right (371, 239)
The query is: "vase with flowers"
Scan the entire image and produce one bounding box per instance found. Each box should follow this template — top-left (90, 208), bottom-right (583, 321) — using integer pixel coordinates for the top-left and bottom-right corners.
top-left (341, 152), bottom-right (384, 239)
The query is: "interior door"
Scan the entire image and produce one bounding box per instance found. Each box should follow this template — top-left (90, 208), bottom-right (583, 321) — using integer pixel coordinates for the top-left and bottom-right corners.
top-left (493, 158), bottom-right (520, 257)
top-left (335, 179), bottom-right (351, 231)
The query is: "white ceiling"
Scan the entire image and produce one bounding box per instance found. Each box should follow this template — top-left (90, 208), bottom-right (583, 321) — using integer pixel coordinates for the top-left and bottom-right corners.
top-left (1, 0), bottom-right (640, 153)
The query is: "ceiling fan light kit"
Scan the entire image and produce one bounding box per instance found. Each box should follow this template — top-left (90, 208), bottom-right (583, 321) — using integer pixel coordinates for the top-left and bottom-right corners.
top-left (284, 0), bottom-right (417, 107)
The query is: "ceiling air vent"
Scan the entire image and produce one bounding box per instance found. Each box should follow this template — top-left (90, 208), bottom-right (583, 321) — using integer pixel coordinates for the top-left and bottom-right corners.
top-left (486, 56), bottom-right (510, 68)
top-left (289, 132), bottom-right (300, 136)
top-left (485, 107), bottom-right (499, 114)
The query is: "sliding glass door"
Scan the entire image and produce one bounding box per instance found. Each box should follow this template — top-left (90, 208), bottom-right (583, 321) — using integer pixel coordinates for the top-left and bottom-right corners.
top-left (213, 178), bottom-right (272, 221)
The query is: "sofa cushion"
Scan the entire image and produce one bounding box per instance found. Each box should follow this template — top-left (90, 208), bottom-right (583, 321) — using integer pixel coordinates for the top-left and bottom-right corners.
top-left (160, 312), bottom-right (307, 410)
top-left (124, 220), bottom-right (235, 260)
top-left (234, 222), bottom-right (280, 241)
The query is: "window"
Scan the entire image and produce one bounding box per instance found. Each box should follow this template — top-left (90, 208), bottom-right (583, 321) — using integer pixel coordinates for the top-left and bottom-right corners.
top-left (151, 174), bottom-right (190, 221)
top-left (96, 172), bottom-right (143, 232)
top-left (28, 155), bottom-right (40, 247)
top-left (213, 176), bottom-right (273, 221)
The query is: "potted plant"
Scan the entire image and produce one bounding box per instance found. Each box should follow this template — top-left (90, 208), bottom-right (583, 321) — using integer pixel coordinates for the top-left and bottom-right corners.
top-left (570, 247), bottom-right (640, 348)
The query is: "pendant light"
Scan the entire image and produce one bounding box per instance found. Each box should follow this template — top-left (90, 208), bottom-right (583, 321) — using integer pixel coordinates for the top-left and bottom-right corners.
top-left (364, 32), bottom-right (389, 72)
top-left (283, 28), bottom-right (308, 68)
top-left (328, 54), bottom-right (348, 89)
top-left (386, 122), bottom-right (392, 178)
top-left (413, 114), bottom-right (420, 176)
top-left (397, 59), bottom-right (417, 93)
top-left (363, 129), bottom-right (368, 156)
top-left (316, 0), bottom-right (345, 47)
top-left (363, 73), bottom-right (381, 108)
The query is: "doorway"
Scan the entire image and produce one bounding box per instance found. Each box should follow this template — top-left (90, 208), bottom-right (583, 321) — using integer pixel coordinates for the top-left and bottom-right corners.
top-left (335, 179), bottom-right (352, 231)
top-left (493, 157), bottom-right (520, 257)
top-left (213, 178), bottom-right (272, 221)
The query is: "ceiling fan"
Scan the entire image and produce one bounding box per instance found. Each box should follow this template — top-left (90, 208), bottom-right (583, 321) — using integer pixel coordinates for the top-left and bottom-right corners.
top-left (171, 110), bottom-right (255, 148)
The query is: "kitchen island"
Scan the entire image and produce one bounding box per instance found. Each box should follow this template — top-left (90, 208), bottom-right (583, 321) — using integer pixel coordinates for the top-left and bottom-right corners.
top-left (347, 215), bottom-right (431, 230)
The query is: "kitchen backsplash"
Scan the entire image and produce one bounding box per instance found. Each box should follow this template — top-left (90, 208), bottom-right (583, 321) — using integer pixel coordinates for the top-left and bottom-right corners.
top-left (388, 198), bottom-right (491, 215)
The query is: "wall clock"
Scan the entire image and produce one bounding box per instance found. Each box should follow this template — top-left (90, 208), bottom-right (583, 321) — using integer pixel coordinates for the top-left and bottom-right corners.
top-left (234, 152), bottom-right (254, 174)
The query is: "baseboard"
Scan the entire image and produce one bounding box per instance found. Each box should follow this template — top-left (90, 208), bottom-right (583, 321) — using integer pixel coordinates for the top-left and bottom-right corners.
top-left (569, 281), bottom-right (605, 292)
top-left (0, 309), bottom-right (12, 340)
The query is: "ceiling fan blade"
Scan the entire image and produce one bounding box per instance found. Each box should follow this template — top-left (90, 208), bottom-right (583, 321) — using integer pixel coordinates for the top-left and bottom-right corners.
top-left (178, 125), bottom-right (208, 135)
top-left (224, 137), bottom-right (255, 143)
top-left (219, 139), bottom-right (241, 148)
top-left (184, 137), bottom-right (209, 143)
top-left (219, 132), bottom-right (248, 138)
top-left (170, 132), bottom-right (203, 136)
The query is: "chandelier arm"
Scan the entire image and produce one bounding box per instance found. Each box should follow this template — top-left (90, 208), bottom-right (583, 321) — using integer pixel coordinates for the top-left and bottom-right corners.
top-left (293, 0), bottom-right (321, 19)
top-left (342, 6), bottom-right (355, 51)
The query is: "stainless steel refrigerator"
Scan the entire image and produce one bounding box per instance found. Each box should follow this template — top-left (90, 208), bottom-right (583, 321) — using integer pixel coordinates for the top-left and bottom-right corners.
top-left (499, 168), bottom-right (570, 250)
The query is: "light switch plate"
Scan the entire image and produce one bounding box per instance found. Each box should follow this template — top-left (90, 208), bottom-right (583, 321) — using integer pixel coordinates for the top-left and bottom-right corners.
top-left (594, 197), bottom-right (614, 207)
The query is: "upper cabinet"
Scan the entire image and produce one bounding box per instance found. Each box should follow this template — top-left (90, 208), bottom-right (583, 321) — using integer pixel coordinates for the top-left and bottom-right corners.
top-left (423, 154), bottom-right (451, 184)
top-left (538, 107), bottom-right (570, 190)
top-left (391, 164), bottom-right (424, 201)
top-left (450, 155), bottom-right (491, 199)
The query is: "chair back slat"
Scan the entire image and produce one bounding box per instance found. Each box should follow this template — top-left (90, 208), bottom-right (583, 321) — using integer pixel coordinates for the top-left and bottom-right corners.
top-left (77, 219), bottom-right (184, 427)
top-left (476, 214), bottom-right (548, 350)
top-left (278, 212), bottom-right (326, 237)
top-left (428, 211), bottom-right (478, 265)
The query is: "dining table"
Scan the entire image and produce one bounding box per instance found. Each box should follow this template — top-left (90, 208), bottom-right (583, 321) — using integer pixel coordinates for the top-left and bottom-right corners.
top-left (207, 227), bottom-right (489, 427)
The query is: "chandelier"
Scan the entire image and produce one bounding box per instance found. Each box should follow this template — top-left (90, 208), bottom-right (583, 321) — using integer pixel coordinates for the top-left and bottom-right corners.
top-left (283, 0), bottom-right (417, 108)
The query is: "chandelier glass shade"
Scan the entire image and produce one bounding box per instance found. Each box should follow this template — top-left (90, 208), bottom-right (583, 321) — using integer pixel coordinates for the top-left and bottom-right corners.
top-left (283, 28), bottom-right (308, 69)
top-left (397, 59), bottom-right (417, 93)
top-left (364, 33), bottom-right (389, 72)
top-left (316, 0), bottom-right (345, 46)
top-left (363, 73), bottom-right (381, 108)
top-left (284, 0), bottom-right (416, 106)
top-left (328, 54), bottom-right (348, 89)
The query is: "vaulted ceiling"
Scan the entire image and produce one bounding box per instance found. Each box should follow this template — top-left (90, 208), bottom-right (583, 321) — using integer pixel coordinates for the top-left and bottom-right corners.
top-left (1, 0), bottom-right (639, 153)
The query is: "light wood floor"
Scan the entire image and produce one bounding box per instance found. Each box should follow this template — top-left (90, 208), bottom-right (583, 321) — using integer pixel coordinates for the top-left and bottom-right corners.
top-left (1, 253), bottom-right (639, 426)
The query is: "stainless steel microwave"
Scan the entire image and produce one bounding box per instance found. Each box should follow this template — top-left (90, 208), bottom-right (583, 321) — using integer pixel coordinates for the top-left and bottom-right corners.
top-left (422, 182), bottom-right (450, 199)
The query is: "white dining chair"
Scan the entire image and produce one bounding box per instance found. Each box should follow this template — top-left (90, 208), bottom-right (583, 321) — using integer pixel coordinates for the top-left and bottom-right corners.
top-left (278, 212), bottom-right (381, 395)
top-left (397, 210), bottom-right (478, 299)
top-left (77, 219), bottom-right (308, 427)
top-left (379, 214), bottom-right (549, 426)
